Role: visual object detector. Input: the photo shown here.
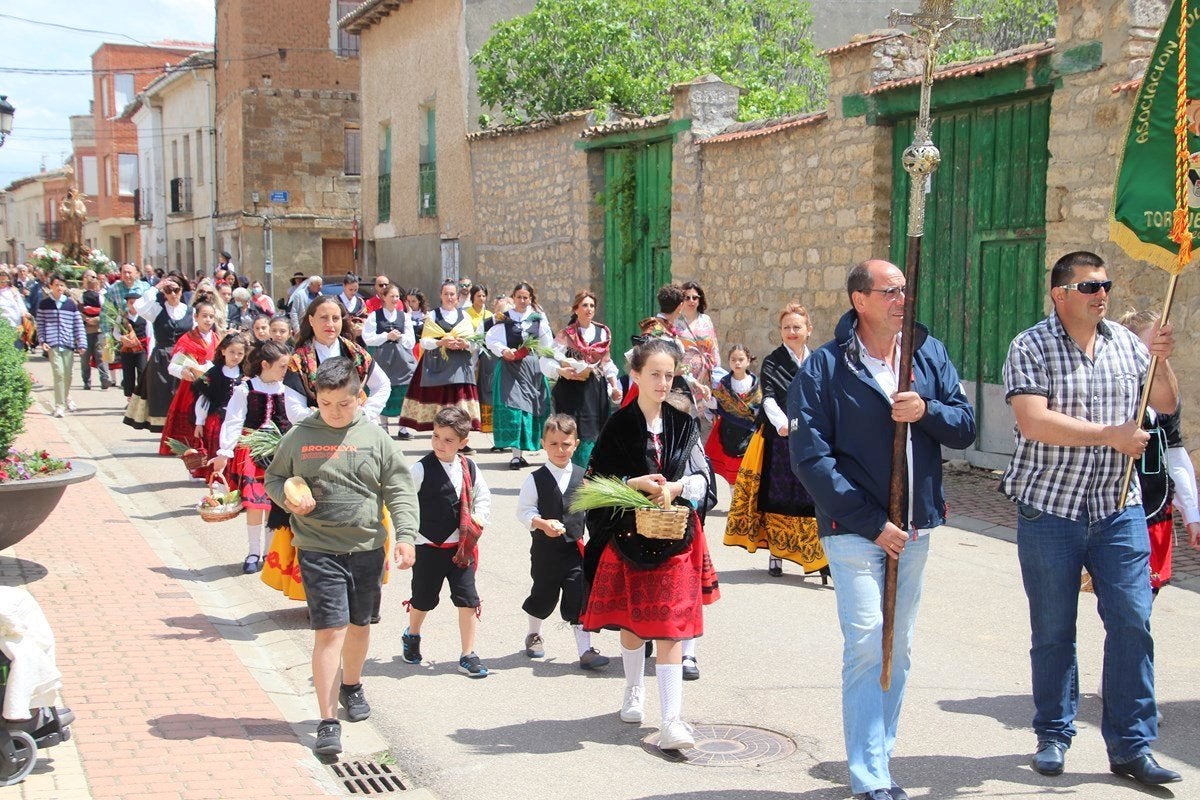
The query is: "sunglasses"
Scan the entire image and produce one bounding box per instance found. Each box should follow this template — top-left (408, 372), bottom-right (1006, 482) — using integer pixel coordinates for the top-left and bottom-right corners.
top-left (161, 286), bottom-right (181, 294)
top-left (685, 294), bottom-right (700, 301)
top-left (864, 286), bottom-right (907, 298)
top-left (1060, 280), bottom-right (1113, 295)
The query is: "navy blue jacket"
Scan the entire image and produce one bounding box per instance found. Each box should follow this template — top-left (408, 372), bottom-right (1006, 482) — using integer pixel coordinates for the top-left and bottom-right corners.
top-left (788, 310), bottom-right (976, 541)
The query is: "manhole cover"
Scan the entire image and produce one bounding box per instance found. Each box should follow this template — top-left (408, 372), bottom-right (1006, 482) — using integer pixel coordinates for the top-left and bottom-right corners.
top-left (641, 724), bottom-right (796, 766)
top-left (329, 759), bottom-right (405, 794)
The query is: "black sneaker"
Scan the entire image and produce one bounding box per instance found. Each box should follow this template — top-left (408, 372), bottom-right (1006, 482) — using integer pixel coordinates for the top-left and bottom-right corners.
top-left (314, 719), bottom-right (342, 755)
top-left (339, 684), bottom-right (370, 722)
top-left (401, 628), bottom-right (422, 664)
top-left (458, 652), bottom-right (489, 678)
top-left (396, 429), bottom-right (413, 441)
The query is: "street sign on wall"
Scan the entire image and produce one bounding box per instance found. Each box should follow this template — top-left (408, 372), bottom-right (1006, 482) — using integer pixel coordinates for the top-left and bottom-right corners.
top-left (269, 190), bottom-right (289, 204)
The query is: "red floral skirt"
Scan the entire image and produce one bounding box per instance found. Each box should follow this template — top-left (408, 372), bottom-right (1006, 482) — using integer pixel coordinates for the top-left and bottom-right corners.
top-left (158, 379), bottom-right (201, 457)
top-left (232, 444), bottom-right (270, 510)
top-left (582, 520), bottom-right (720, 641)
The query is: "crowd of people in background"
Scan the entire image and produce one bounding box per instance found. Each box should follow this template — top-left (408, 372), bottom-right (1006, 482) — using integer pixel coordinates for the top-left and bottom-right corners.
top-left (4, 251), bottom-right (1200, 797)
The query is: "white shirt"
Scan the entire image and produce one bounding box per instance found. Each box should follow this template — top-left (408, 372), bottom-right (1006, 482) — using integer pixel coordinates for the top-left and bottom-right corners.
top-left (420, 307), bottom-right (469, 351)
top-left (134, 287), bottom-right (188, 324)
top-left (195, 365), bottom-right (244, 425)
top-left (516, 461), bottom-right (576, 530)
top-left (0, 287), bottom-right (25, 326)
top-left (763, 346), bottom-right (808, 431)
top-left (410, 456), bottom-right (493, 545)
top-left (361, 307), bottom-right (415, 348)
top-left (856, 334), bottom-right (917, 534)
top-left (218, 377), bottom-right (284, 457)
top-left (485, 308), bottom-right (554, 358)
top-left (281, 339), bottom-right (391, 424)
top-left (339, 292), bottom-right (364, 315)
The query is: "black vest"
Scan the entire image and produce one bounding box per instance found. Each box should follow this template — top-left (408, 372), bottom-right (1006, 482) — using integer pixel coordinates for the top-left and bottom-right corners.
top-left (501, 314), bottom-right (542, 348)
top-left (373, 307), bottom-right (406, 334)
top-left (244, 385), bottom-right (291, 433)
top-left (152, 304), bottom-right (193, 350)
top-left (417, 453), bottom-right (477, 545)
top-left (199, 366), bottom-right (243, 417)
top-left (127, 315), bottom-right (148, 340)
top-left (531, 464), bottom-right (586, 542)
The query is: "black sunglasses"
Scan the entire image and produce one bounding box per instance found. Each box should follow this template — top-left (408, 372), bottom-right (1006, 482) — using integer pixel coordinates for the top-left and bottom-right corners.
top-left (1060, 280), bottom-right (1113, 295)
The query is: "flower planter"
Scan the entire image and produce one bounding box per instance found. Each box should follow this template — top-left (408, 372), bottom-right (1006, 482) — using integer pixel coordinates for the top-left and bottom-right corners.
top-left (0, 461), bottom-right (96, 551)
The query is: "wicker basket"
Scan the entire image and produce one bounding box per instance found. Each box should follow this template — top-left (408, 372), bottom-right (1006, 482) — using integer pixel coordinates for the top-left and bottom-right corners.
top-left (198, 475), bottom-right (242, 523)
top-left (634, 506), bottom-right (690, 540)
top-left (180, 447), bottom-right (207, 473)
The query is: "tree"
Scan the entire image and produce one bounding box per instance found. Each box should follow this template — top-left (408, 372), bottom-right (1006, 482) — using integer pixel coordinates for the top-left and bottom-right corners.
top-left (472, 0), bottom-right (828, 125)
top-left (939, 0), bottom-right (1057, 64)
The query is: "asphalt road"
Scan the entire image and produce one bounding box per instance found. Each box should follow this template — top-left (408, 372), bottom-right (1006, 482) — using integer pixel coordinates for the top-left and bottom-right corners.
top-left (35, 357), bottom-right (1200, 800)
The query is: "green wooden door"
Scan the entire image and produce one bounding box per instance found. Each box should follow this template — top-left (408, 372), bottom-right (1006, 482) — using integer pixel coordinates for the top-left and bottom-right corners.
top-left (889, 93), bottom-right (1050, 458)
top-left (603, 139), bottom-right (673, 350)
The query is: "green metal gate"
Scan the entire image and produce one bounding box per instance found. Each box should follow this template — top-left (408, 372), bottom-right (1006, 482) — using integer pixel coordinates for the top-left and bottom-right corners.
top-left (602, 139), bottom-right (673, 350)
top-left (889, 93), bottom-right (1051, 458)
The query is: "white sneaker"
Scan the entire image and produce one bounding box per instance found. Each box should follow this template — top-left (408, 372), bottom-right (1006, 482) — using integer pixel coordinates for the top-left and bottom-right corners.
top-left (658, 719), bottom-right (696, 750)
top-left (619, 686), bottom-right (644, 723)
top-left (66, 398), bottom-right (77, 412)
top-left (53, 405), bottom-right (65, 418)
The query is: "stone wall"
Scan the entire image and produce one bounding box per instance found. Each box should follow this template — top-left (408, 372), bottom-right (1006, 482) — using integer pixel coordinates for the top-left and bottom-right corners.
top-left (467, 117), bottom-right (604, 321)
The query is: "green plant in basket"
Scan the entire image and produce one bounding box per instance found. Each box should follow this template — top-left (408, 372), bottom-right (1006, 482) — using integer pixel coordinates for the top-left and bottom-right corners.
top-left (238, 423), bottom-right (283, 467)
top-left (567, 476), bottom-right (657, 513)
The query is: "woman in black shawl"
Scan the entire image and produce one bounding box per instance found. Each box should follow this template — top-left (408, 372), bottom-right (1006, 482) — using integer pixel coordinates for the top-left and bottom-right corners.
top-left (724, 302), bottom-right (828, 580)
top-left (580, 339), bottom-right (719, 752)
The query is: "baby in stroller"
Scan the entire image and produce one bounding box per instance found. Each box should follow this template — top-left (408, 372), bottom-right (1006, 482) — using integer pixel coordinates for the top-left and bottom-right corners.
top-left (0, 586), bottom-right (74, 786)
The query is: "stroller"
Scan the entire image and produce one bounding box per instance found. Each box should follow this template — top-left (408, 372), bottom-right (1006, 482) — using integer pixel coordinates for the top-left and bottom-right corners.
top-left (0, 587), bottom-right (74, 786)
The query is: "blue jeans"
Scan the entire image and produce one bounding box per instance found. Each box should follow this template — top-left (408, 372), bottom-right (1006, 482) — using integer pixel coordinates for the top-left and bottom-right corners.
top-left (823, 531), bottom-right (930, 794)
top-left (1016, 502), bottom-right (1156, 763)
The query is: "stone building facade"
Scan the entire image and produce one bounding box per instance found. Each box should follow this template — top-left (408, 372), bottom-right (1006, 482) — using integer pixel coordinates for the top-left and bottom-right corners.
top-left (451, 0), bottom-right (1198, 468)
top-left (215, 0), bottom-right (361, 293)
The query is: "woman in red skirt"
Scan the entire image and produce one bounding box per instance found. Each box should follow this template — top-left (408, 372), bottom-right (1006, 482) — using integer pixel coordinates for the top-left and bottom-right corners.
top-left (192, 332), bottom-right (248, 482)
top-left (158, 301), bottom-right (219, 462)
top-left (581, 338), bottom-right (719, 752)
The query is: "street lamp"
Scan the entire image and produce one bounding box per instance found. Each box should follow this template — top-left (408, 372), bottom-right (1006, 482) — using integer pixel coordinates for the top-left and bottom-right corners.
top-left (0, 96), bottom-right (13, 148)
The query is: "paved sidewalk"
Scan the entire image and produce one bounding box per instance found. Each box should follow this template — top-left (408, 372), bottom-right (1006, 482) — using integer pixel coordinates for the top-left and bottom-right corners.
top-left (1, 404), bottom-right (339, 799)
top-left (943, 463), bottom-right (1200, 592)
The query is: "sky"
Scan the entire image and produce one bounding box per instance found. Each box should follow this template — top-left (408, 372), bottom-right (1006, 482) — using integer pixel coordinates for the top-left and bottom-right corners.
top-left (0, 0), bottom-right (215, 186)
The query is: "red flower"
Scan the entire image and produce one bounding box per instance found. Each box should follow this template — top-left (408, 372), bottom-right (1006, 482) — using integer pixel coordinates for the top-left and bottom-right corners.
top-left (39, 450), bottom-right (49, 459)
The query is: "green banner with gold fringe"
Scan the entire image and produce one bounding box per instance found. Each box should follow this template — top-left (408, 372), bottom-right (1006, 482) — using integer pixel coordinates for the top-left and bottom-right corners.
top-left (1111, 0), bottom-right (1200, 274)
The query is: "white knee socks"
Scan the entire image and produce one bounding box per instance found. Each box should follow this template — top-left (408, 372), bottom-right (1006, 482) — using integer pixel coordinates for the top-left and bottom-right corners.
top-left (681, 638), bottom-right (696, 659)
top-left (246, 523), bottom-right (263, 558)
top-left (622, 644), bottom-right (645, 689)
top-left (527, 614), bottom-right (543, 636)
top-left (572, 624), bottom-right (592, 657)
top-left (657, 663), bottom-right (683, 723)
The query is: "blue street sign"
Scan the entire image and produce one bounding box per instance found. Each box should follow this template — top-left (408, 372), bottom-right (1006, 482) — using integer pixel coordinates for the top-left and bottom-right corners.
top-left (269, 190), bottom-right (289, 204)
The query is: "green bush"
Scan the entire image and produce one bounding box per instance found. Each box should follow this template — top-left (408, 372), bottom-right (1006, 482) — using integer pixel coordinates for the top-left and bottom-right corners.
top-left (0, 321), bottom-right (32, 455)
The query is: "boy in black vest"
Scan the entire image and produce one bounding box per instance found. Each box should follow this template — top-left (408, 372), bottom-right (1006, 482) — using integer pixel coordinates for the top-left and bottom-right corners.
top-left (402, 406), bottom-right (493, 677)
top-left (515, 414), bottom-right (610, 670)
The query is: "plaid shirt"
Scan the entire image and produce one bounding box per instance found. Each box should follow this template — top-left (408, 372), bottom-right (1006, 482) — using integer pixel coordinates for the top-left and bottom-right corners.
top-left (101, 279), bottom-right (152, 334)
top-left (1000, 311), bottom-right (1150, 520)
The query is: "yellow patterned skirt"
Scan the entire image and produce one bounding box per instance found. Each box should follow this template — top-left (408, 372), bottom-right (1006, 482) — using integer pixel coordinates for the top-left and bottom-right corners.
top-left (261, 509), bottom-right (395, 602)
top-left (724, 428), bottom-right (827, 571)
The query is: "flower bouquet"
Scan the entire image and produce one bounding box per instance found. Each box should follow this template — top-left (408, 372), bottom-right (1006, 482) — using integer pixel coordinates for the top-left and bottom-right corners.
top-left (567, 476), bottom-right (688, 540)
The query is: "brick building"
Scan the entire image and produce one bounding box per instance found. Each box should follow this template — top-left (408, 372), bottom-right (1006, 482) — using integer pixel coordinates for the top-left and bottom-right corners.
top-left (91, 42), bottom-right (210, 266)
top-left (214, 0), bottom-right (362, 298)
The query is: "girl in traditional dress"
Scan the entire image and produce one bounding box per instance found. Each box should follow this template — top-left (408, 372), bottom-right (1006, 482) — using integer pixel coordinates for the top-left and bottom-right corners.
top-left (209, 341), bottom-right (294, 576)
top-left (362, 284), bottom-right (417, 440)
top-left (192, 332), bottom-right (248, 482)
top-left (551, 290), bottom-right (622, 467)
top-left (281, 295), bottom-right (390, 425)
top-left (704, 344), bottom-right (761, 486)
top-left (673, 281), bottom-right (721, 417)
top-left (269, 315), bottom-right (292, 346)
top-left (487, 282), bottom-right (554, 470)
top-left (399, 280), bottom-right (481, 440)
top-left (157, 301), bottom-right (219, 465)
top-left (125, 278), bottom-right (193, 431)
top-left (724, 303), bottom-right (829, 581)
top-left (249, 315), bottom-right (271, 346)
top-left (581, 338), bottom-right (720, 751)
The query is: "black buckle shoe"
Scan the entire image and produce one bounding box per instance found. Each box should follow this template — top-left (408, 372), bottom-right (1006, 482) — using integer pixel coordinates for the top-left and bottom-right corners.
top-left (1110, 754), bottom-right (1182, 785)
top-left (1032, 740), bottom-right (1066, 776)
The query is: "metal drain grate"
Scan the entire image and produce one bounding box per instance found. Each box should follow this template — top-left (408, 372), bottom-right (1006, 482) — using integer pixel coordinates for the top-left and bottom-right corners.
top-left (641, 724), bottom-right (796, 766)
top-left (329, 759), bottom-right (406, 794)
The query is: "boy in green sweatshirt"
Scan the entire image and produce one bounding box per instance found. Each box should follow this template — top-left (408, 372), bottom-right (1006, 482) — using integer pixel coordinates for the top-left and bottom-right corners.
top-left (265, 357), bottom-right (418, 757)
